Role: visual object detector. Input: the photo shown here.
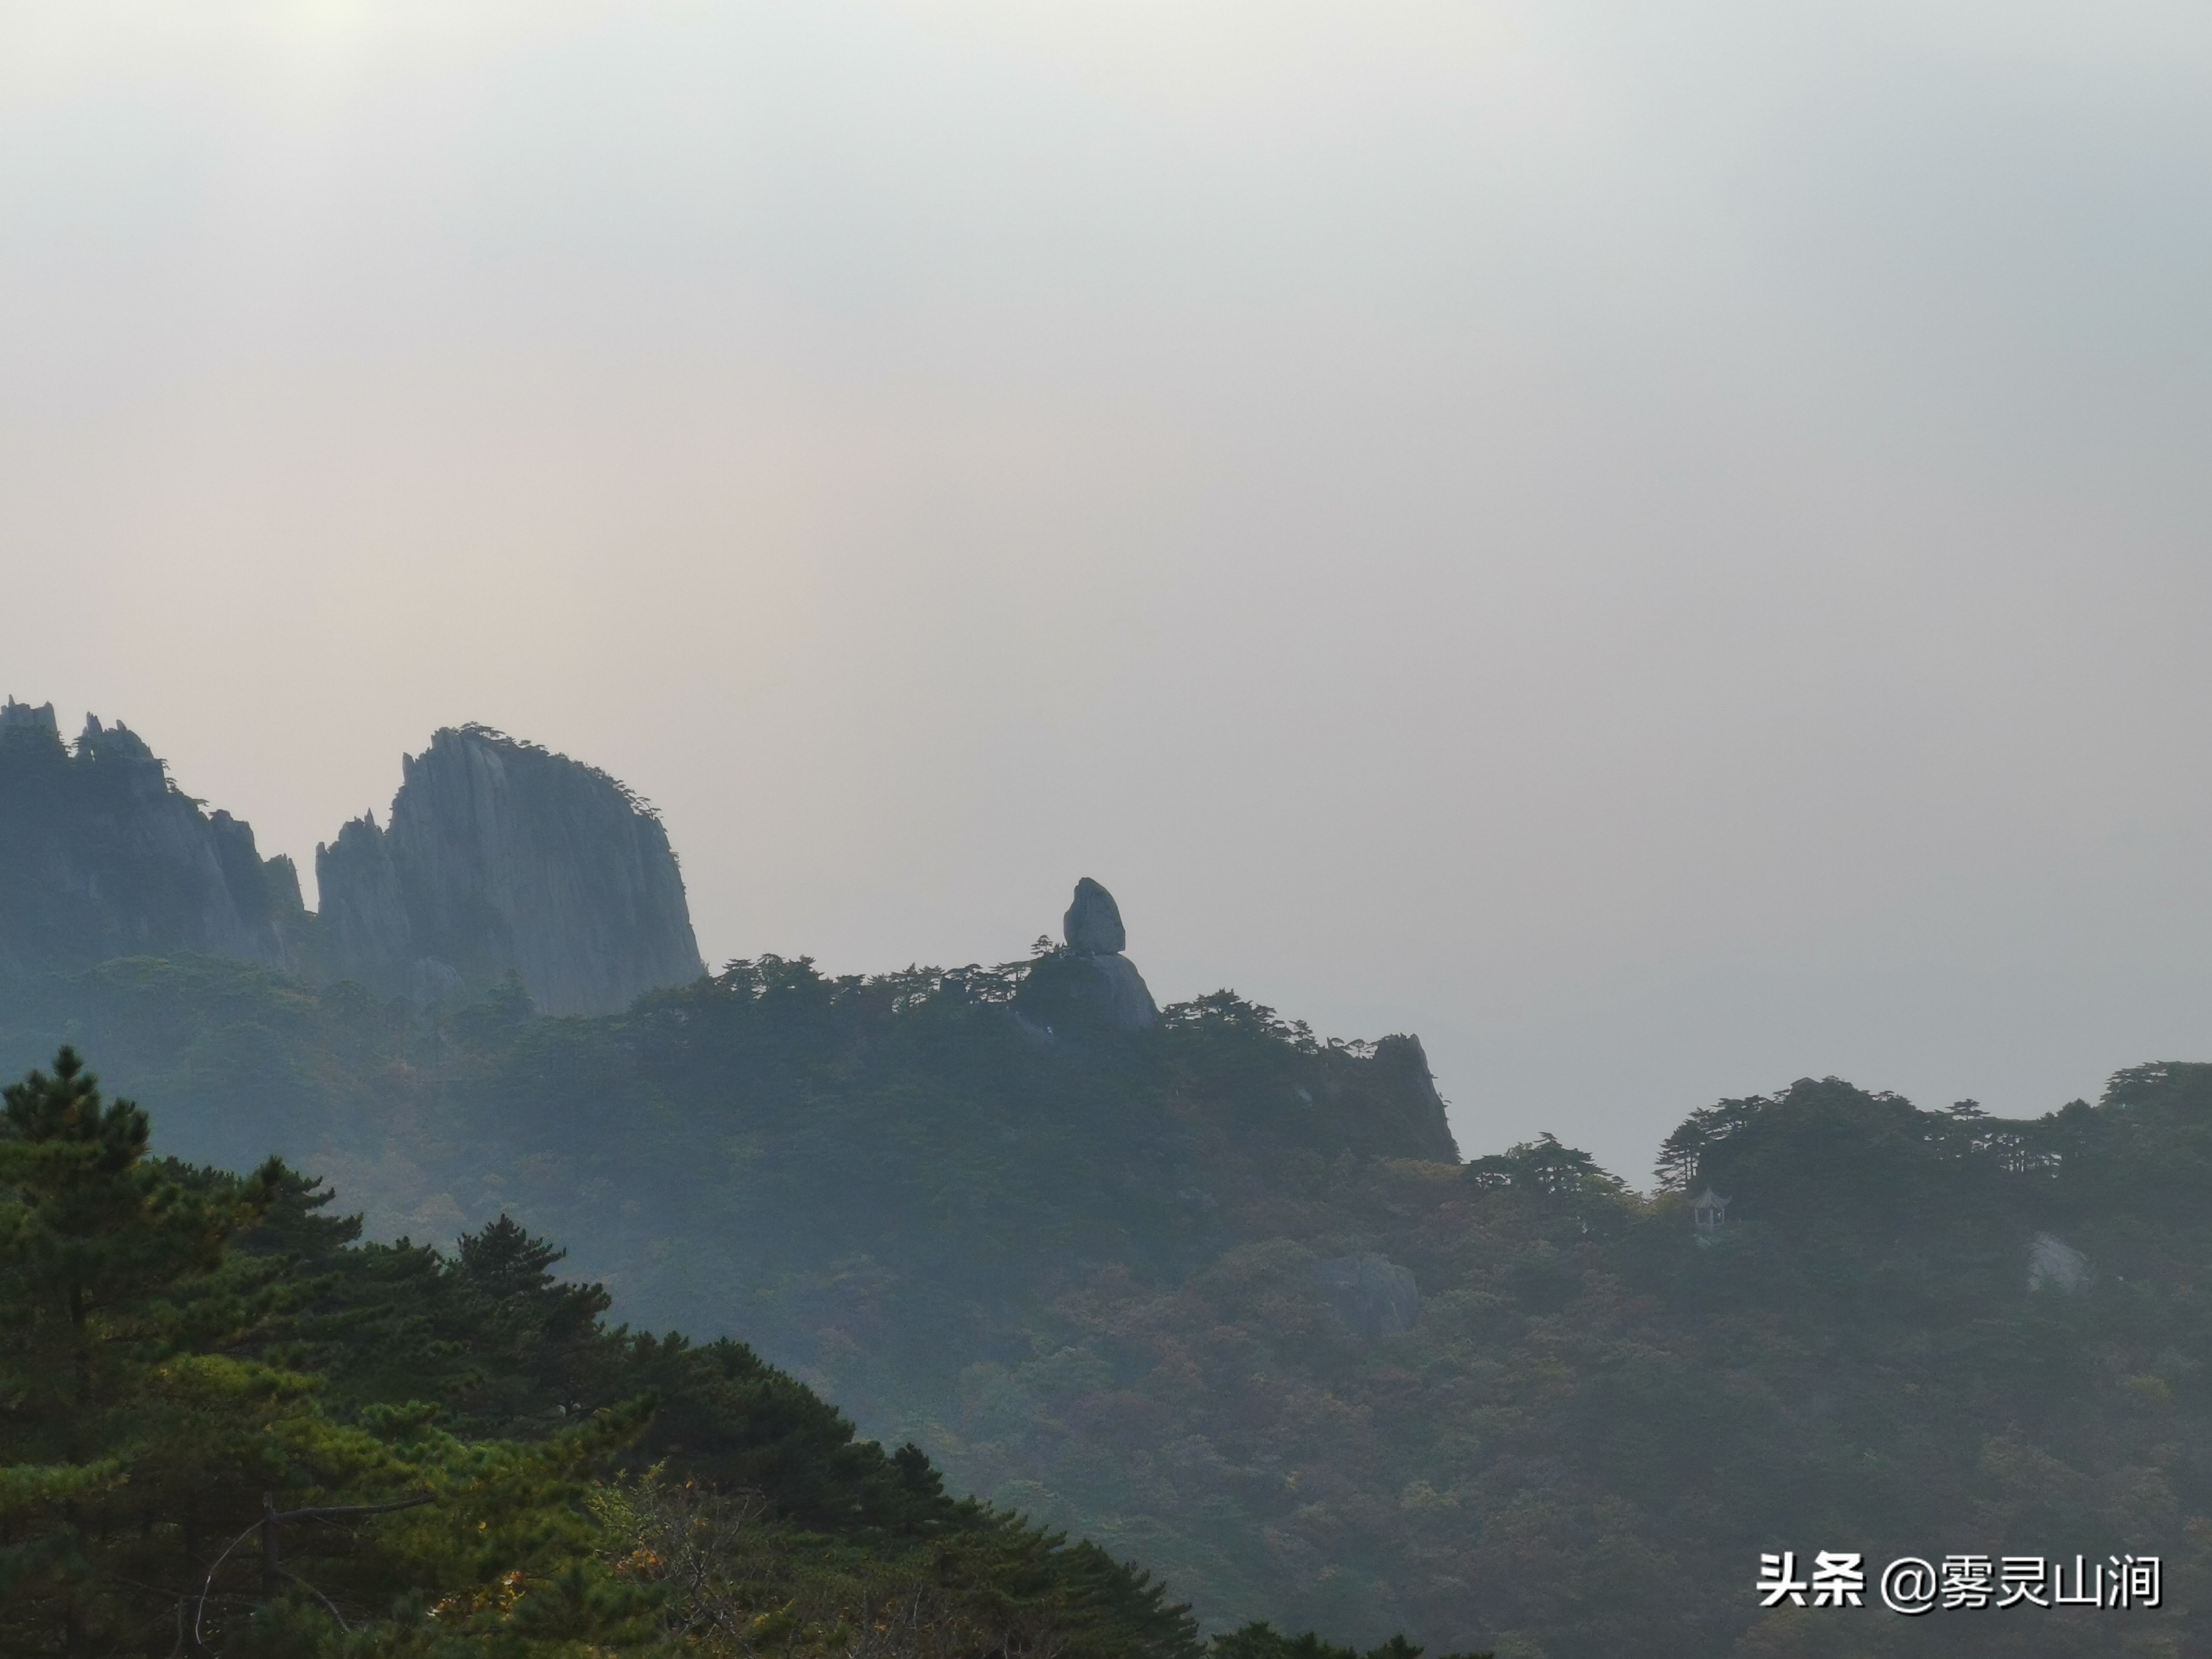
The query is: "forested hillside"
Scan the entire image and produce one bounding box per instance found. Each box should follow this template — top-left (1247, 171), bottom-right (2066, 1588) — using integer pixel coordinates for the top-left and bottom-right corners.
top-left (4, 954), bottom-right (2208, 1655)
top-left (0, 1046), bottom-right (1468, 1657)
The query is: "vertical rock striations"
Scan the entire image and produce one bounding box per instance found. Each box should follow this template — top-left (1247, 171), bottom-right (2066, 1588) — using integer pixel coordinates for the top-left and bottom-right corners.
top-left (0, 699), bottom-right (306, 978)
top-left (313, 726), bottom-right (705, 1015)
top-left (312, 812), bottom-right (411, 978)
top-left (1, 703), bottom-right (703, 1012)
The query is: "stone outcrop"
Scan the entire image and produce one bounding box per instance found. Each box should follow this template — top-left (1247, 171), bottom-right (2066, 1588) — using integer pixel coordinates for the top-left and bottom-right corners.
top-left (0, 700), bottom-right (306, 977)
top-left (0, 703), bottom-right (705, 1015)
top-left (1312, 1253), bottom-right (1420, 1337)
top-left (314, 726), bottom-right (705, 1016)
top-left (1064, 877), bottom-right (1127, 955)
top-left (1363, 1034), bottom-right (1458, 1163)
top-left (1017, 877), bottom-right (1160, 1033)
top-left (2028, 1232), bottom-right (2092, 1293)
top-left (0, 698), bottom-right (57, 737)
top-left (1077, 953), bottom-right (1160, 1030)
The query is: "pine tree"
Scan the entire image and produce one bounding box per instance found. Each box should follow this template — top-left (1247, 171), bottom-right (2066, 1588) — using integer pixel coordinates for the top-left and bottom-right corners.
top-left (0, 1047), bottom-right (289, 1652)
top-left (0, 1053), bottom-right (661, 1656)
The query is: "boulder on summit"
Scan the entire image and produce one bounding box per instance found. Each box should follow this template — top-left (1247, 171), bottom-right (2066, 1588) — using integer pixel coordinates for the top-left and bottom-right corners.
top-left (1017, 877), bottom-right (1159, 1032)
top-left (1064, 876), bottom-right (1127, 956)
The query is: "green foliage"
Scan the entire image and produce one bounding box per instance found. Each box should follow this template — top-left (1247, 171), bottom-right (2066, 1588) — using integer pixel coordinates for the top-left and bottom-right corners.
top-left (0, 955), bottom-right (1458, 1456)
top-left (917, 1074), bottom-right (2212, 1655)
top-left (0, 1047), bottom-right (316, 1653)
top-left (0, 1047), bottom-right (1212, 1658)
top-left (17, 954), bottom-right (2212, 1654)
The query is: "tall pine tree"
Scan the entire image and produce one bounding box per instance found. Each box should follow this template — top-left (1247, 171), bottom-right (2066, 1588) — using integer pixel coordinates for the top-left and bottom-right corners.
top-left (0, 1048), bottom-right (295, 1652)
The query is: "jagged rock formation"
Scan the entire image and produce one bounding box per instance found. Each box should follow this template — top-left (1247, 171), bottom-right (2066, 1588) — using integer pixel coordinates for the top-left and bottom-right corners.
top-left (1063, 877), bottom-right (1127, 955)
top-left (1364, 1034), bottom-right (1457, 1162)
top-left (0, 699), bottom-right (305, 978)
top-left (1312, 1253), bottom-right (1421, 1337)
top-left (1017, 877), bottom-right (1161, 1033)
top-left (0, 703), bottom-right (705, 1016)
top-left (314, 726), bottom-right (705, 1016)
top-left (1008, 885), bottom-right (1456, 1163)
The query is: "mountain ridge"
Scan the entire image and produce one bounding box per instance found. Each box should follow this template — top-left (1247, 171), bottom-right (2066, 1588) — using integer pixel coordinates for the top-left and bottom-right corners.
top-left (315, 724), bottom-right (705, 1015)
top-left (0, 705), bottom-right (703, 1015)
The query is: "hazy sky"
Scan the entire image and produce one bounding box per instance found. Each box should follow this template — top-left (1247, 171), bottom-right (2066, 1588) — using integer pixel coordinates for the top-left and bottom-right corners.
top-left (4, 1), bottom-right (2210, 1180)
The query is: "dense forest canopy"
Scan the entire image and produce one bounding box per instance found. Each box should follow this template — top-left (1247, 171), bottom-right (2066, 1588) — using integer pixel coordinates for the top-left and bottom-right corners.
top-left (3, 954), bottom-right (2209, 1655)
top-left (0, 1045), bottom-right (1472, 1657)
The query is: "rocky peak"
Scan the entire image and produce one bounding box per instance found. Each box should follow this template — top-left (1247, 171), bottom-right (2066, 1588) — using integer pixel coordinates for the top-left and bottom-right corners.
top-left (1020, 877), bottom-right (1159, 1033)
top-left (313, 725), bottom-right (705, 1016)
top-left (1, 699), bottom-right (707, 1014)
top-left (0, 697), bottom-right (57, 736)
top-left (1064, 877), bottom-right (1127, 956)
top-left (0, 701), bottom-right (305, 977)
top-left (75, 716), bottom-right (167, 800)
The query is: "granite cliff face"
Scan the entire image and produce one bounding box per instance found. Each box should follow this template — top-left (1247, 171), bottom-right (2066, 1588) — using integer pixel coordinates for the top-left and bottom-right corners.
top-left (1365, 1033), bottom-right (1458, 1163)
top-left (0, 699), bottom-right (306, 977)
top-left (1, 704), bottom-right (704, 1014)
top-left (314, 726), bottom-right (705, 1015)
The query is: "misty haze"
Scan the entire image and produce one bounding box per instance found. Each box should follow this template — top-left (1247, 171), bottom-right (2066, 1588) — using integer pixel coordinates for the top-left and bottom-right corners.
top-left (2, 4), bottom-right (2209, 1656)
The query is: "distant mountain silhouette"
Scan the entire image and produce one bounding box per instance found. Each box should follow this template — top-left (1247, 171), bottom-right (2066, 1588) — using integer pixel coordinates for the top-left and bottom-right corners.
top-left (0, 703), bottom-right (703, 1015)
top-left (0, 699), bottom-right (307, 977)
